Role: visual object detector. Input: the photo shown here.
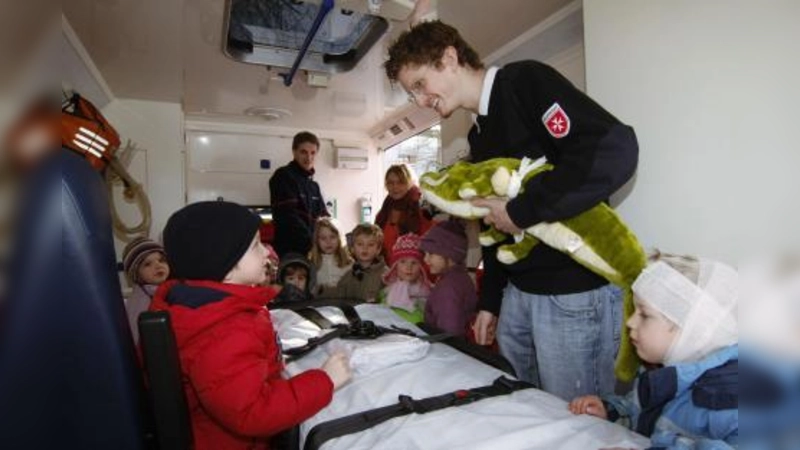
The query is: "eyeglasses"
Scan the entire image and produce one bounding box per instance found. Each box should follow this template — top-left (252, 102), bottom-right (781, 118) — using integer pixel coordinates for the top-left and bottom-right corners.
top-left (404, 68), bottom-right (429, 105)
top-left (406, 79), bottom-right (426, 104)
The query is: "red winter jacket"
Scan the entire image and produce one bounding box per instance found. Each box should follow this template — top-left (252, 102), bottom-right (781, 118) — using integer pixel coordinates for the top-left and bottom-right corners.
top-left (149, 280), bottom-right (333, 450)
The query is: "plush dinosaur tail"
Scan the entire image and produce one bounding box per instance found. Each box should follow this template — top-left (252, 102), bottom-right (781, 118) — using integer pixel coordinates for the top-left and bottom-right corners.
top-left (555, 204), bottom-right (647, 383)
top-left (616, 288), bottom-right (639, 382)
top-left (421, 157), bottom-right (645, 381)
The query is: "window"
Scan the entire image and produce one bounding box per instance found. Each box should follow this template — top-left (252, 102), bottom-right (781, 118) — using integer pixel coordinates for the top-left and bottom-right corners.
top-left (382, 125), bottom-right (441, 181)
top-left (224, 0), bottom-right (388, 74)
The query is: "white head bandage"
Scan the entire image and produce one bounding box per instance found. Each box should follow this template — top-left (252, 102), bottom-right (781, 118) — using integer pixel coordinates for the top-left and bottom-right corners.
top-left (632, 260), bottom-right (738, 365)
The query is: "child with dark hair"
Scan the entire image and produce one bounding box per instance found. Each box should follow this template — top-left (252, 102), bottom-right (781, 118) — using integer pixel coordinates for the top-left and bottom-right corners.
top-left (151, 201), bottom-right (351, 450)
top-left (274, 252), bottom-right (316, 303)
top-left (122, 237), bottom-right (169, 343)
top-left (420, 220), bottom-right (478, 336)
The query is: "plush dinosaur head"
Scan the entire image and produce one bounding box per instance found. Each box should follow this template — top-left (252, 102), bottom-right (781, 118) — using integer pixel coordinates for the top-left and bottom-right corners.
top-left (419, 157), bottom-right (551, 219)
top-left (419, 157), bottom-right (647, 382)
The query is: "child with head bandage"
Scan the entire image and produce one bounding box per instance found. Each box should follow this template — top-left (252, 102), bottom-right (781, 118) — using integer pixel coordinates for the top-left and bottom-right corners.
top-left (569, 252), bottom-right (738, 449)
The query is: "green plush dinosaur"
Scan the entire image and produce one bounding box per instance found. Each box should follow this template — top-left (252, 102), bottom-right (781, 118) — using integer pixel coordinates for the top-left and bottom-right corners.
top-left (419, 156), bottom-right (646, 382)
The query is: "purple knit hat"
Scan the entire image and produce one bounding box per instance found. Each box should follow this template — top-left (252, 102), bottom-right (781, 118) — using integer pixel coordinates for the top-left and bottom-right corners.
top-left (420, 220), bottom-right (467, 265)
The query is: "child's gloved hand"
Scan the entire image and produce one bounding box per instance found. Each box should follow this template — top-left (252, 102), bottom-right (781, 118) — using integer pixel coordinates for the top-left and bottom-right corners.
top-left (568, 395), bottom-right (607, 419)
top-left (322, 351), bottom-right (352, 390)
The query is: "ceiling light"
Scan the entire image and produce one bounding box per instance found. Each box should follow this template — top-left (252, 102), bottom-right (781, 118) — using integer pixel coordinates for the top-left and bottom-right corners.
top-left (243, 107), bottom-right (292, 121)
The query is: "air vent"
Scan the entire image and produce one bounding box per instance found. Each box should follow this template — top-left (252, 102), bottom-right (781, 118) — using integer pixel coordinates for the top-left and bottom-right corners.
top-left (336, 147), bottom-right (369, 170)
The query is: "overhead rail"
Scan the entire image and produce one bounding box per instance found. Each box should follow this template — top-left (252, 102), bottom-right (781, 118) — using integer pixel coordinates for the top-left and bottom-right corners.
top-left (280, 0), bottom-right (334, 86)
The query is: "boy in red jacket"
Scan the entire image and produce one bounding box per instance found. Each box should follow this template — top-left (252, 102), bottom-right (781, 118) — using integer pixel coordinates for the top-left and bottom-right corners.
top-left (151, 201), bottom-right (351, 450)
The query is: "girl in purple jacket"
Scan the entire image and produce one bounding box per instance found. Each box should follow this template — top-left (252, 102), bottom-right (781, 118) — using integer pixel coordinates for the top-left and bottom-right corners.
top-left (420, 220), bottom-right (478, 336)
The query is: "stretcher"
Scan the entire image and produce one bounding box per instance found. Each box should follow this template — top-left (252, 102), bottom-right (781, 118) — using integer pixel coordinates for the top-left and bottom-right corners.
top-left (270, 301), bottom-right (650, 450)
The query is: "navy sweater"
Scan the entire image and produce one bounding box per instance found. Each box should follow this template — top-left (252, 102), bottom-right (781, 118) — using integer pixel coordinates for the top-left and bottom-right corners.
top-left (468, 61), bottom-right (639, 314)
top-left (269, 161), bottom-right (328, 257)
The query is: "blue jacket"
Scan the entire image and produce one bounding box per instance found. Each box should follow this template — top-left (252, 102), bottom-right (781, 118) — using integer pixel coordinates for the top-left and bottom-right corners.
top-left (604, 345), bottom-right (738, 449)
top-left (738, 348), bottom-right (800, 449)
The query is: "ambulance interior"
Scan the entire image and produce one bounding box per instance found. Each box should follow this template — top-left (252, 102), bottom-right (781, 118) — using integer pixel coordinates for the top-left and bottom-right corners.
top-left (1, 0), bottom-right (798, 449)
top-left (56, 0), bottom-right (586, 254)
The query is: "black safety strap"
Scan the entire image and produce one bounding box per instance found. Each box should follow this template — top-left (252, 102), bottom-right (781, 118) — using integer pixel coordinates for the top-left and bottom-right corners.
top-left (283, 320), bottom-right (442, 363)
top-left (273, 299), bottom-right (448, 362)
top-left (331, 302), bottom-right (361, 325)
top-left (294, 307), bottom-right (333, 329)
top-left (303, 376), bottom-right (534, 450)
top-left (283, 325), bottom-right (350, 363)
top-left (269, 298), bottom-right (362, 324)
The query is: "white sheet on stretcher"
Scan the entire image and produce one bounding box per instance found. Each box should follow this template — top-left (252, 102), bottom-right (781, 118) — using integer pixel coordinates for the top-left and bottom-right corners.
top-left (271, 304), bottom-right (650, 450)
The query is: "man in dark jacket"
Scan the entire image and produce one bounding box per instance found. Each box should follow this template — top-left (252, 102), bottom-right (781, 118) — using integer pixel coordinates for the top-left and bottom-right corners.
top-left (269, 131), bottom-right (329, 257)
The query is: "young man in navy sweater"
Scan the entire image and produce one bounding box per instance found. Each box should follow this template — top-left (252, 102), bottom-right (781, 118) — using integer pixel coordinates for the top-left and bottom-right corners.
top-left (385, 20), bottom-right (639, 401)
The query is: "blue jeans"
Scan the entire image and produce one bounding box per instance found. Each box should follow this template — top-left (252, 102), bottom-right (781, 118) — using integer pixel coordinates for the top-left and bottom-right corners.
top-left (496, 283), bottom-right (622, 401)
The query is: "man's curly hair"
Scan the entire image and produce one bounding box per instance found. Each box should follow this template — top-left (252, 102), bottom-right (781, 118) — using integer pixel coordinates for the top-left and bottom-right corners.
top-left (384, 20), bottom-right (484, 82)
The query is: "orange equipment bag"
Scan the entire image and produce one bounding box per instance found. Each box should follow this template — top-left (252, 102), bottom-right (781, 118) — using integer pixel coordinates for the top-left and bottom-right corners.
top-left (61, 93), bottom-right (121, 171)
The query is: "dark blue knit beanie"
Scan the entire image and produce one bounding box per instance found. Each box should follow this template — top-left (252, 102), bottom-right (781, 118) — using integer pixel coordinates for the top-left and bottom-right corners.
top-left (163, 201), bottom-right (261, 281)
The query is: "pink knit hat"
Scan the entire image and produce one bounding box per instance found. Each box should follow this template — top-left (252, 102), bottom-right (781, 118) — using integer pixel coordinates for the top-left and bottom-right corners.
top-left (382, 233), bottom-right (431, 286)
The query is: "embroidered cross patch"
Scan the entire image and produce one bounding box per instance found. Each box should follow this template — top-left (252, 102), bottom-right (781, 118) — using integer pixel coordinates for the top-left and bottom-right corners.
top-left (542, 102), bottom-right (571, 138)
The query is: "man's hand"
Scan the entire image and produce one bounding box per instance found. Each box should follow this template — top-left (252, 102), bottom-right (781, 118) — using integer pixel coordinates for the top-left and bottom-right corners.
top-left (472, 310), bottom-right (498, 345)
top-left (470, 198), bottom-right (522, 234)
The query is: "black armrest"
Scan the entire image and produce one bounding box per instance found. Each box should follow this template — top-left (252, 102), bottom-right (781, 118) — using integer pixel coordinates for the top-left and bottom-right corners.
top-left (138, 310), bottom-right (193, 450)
